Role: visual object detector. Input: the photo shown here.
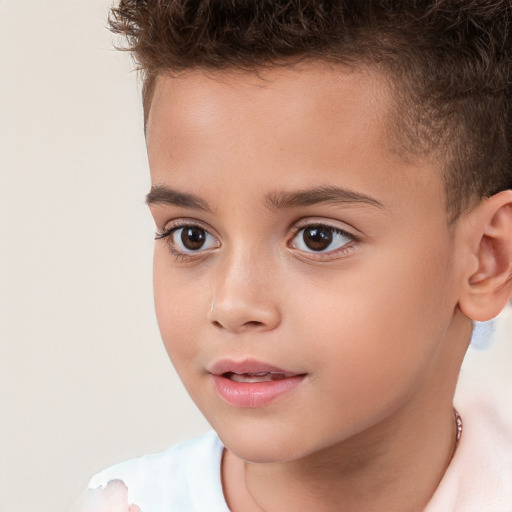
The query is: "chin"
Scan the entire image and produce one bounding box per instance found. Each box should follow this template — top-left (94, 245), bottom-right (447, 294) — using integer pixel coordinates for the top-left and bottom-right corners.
top-left (216, 427), bottom-right (315, 464)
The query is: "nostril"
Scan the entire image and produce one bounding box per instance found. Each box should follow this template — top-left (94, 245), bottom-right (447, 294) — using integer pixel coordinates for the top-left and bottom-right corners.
top-left (207, 298), bottom-right (280, 332)
top-left (210, 319), bottom-right (265, 330)
top-left (243, 321), bottom-right (264, 328)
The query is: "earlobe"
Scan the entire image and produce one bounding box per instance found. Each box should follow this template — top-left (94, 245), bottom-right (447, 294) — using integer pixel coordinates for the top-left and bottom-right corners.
top-left (458, 190), bottom-right (512, 322)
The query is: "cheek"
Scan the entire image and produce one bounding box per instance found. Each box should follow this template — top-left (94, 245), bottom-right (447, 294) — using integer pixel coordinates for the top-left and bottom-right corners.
top-left (289, 240), bottom-right (456, 395)
top-left (153, 251), bottom-right (208, 365)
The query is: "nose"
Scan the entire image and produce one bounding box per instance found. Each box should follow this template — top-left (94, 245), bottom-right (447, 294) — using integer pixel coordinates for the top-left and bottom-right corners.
top-left (207, 250), bottom-right (281, 333)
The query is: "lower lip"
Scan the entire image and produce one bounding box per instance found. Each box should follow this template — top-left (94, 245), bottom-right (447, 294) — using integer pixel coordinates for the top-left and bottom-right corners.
top-left (211, 374), bottom-right (305, 408)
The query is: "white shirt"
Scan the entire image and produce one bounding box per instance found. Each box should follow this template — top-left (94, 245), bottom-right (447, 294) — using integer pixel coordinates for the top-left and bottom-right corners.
top-left (88, 431), bottom-right (228, 512)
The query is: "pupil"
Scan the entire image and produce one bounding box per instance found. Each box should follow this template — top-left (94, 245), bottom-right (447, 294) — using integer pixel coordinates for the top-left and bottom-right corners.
top-left (303, 226), bottom-right (333, 251)
top-left (181, 227), bottom-right (206, 250)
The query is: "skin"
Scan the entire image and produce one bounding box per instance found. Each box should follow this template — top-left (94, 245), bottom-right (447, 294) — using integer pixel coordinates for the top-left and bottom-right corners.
top-left (145, 63), bottom-right (511, 511)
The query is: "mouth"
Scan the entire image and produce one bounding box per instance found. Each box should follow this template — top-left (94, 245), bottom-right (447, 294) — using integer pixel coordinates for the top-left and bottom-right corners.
top-left (223, 371), bottom-right (295, 383)
top-left (209, 358), bottom-right (302, 376)
top-left (209, 359), bottom-right (306, 408)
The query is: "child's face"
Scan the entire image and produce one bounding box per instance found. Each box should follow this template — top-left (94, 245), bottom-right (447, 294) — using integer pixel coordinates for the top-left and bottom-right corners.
top-left (146, 64), bottom-right (469, 463)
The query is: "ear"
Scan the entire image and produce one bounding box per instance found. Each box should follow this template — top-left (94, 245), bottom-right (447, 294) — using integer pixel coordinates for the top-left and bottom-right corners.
top-left (458, 190), bottom-right (512, 322)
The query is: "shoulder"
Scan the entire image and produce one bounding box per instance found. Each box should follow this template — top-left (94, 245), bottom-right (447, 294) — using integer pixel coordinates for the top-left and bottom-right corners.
top-left (87, 431), bottom-right (229, 512)
top-left (427, 311), bottom-right (512, 511)
top-left (426, 377), bottom-right (512, 512)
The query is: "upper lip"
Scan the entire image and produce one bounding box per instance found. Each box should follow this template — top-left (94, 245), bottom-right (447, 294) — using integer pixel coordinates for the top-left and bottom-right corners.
top-left (208, 358), bottom-right (302, 376)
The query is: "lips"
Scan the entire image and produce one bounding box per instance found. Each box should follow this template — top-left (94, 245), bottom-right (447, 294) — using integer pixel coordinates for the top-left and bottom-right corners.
top-left (209, 359), bottom-right (306, 408)
top-left (209, 359), bottom-right (298, 375)
top-left (226, 371), bottom-right (289, 383)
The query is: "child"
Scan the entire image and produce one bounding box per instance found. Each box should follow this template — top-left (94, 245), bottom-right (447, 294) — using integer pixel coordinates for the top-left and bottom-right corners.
top-left (79, 1), bottom-right (512, 510)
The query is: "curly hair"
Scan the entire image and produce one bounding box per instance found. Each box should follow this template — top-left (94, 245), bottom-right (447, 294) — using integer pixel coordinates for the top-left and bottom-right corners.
top-left (109, 0), bottom-right (512, 221)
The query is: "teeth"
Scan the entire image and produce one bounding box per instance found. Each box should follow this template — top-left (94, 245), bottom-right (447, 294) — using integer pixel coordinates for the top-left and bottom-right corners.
top-left (231, 373), bottom-right (272, 383)
top-left (226, 372), bottom-right (287, 383)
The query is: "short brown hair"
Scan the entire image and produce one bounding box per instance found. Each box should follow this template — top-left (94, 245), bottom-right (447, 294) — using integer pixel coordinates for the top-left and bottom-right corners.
top-left (109, 0), bottom-right (512, 221)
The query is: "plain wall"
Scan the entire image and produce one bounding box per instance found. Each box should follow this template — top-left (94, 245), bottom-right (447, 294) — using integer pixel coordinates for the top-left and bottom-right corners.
top-left (0, 2), bottom-right (209, 511)
top-left (0, 2), bottom-right (510, 512)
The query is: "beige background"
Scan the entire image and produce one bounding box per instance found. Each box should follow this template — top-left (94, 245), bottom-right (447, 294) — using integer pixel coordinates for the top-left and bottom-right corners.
top-left (0, 2), bottom-right (210, 511)
top-left (0, 1), bottom-right (510, 512)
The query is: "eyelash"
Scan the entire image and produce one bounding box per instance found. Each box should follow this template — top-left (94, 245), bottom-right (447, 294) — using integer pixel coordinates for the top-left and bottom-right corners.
top-left (155, 221), bottom-right (217, 261)
top-left (155, 221), bottom-right (358, 261)
top-left (288, 223), bottom-right (357, 260)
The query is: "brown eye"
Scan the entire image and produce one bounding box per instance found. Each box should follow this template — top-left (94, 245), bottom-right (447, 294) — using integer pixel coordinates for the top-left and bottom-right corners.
top-left (155, 222), bottom-right (219, 258)
top-left (180, 226), bottom-right (207, 250)
top-left (158, 224), bottom-right (219, 254)
top-left (302, 225), bottom-right (333, 251)
top-left (291, 224), bottom-right (353, 254)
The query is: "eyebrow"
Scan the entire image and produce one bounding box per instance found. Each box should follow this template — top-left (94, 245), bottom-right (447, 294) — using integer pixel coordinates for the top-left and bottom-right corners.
top-left (145, 184), bottom-right (384, 212)
top-left (146, 185), bottom-right (213, 212)
top-left (264, 185), bottom-right (384, 210)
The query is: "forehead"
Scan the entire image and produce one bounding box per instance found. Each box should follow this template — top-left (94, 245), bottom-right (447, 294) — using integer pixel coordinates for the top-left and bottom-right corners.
top-left (145, 63), bottom-right (445, 222)
top-left (147, 64), bottom-right (390, 177)
top-left (146, 63), bottom-right (390, 152)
